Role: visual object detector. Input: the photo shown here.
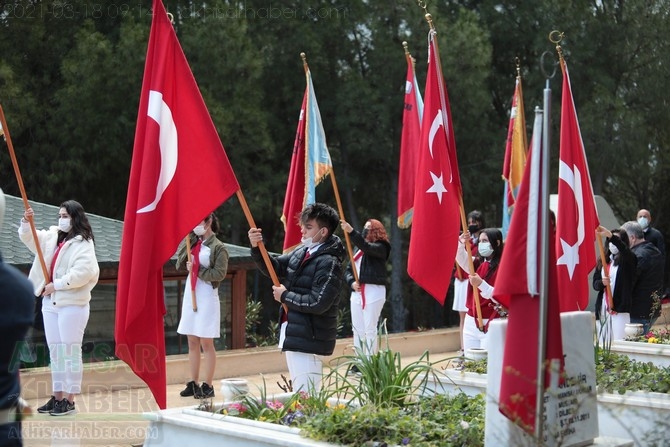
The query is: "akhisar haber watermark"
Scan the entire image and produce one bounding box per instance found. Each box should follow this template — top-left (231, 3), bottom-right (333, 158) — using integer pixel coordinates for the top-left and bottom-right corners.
top-left (184, 3), bottom-right (349, 20)
top-left (22, 422), bottom-right (159, 442)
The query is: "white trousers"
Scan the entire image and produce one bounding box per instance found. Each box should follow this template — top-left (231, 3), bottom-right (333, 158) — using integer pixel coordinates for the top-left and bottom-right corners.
top-left (452, 278), bottom-right (468, 312)
top-left (350, 292), bottom-right (385, 357)
top-left (284, 351), bottom-right (323, 393)
top-left (42, 300), bottom-right (90, 394)
top-left (463, 314), bottom-right (489, 352)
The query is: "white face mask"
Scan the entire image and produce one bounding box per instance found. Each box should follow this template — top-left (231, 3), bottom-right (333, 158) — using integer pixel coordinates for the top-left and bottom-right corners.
top-left (609, 243), bottom-right (619, 255)
top-left (193, 225), bottom-right (206, 236)
top-left (478, 241), bottom-right (494, 258)
top-left (301, 229), bottom-right (325, 249)
top-left (58, 218), bottom-right (72, 233)
top-left (637, 217), bottom-right (649, 230)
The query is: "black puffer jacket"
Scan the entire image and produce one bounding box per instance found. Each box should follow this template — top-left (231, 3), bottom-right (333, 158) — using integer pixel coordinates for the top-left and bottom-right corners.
top-left (251, 235), bottom-right (345, 356)
top-left (344, 229), bottom-right (390, 288)
top-left (630, 240), bottom-right (665, 319)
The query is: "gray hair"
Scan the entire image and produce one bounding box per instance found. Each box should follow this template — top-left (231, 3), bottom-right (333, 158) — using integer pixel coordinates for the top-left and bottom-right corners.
top-left (621, 220), bottom-right (644, 240)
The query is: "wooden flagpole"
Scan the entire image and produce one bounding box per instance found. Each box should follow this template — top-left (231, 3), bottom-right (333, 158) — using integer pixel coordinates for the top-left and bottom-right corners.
top-left (235, 190), bottom-right (287, 314)
top-left (596, 228), bottom-right (614, 310)
top-left (0, 105), bottom-right (50, 285)
top-left (184, 236), bottom-right (198, 312)
top-left (300, 53), bottom-right (359, 283)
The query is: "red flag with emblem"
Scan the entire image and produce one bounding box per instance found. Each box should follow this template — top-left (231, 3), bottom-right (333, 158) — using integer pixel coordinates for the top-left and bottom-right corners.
top-left (115, 0), bottom-right (240, 409)
top-left (407, 30), bottom-right (462, 304)
top-left (555, 58), bottom-right (599, 312)
top-left (494, 108), bottom-right (564, 433)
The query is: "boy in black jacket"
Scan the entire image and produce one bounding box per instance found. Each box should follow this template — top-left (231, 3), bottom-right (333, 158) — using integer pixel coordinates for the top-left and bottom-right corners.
top-left (248, 203), bottom-right (344, 392)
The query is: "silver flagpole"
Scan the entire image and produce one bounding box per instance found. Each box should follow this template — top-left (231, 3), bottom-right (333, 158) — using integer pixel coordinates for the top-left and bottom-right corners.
top-left (535, 53), bottom-right (555, 444)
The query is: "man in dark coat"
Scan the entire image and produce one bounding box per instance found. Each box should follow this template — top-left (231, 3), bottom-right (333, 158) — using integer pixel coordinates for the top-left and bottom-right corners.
top-left (248, 203), bottom-right (344, 393)
top-left (622, 220), bottom-right (665, 334)
top-left (0, 189), bottom-right (35, 446)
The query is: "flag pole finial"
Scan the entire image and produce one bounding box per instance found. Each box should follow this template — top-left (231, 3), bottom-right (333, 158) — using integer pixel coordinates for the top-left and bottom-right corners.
top-left (416, 0), bottom-right (428, 15)
top-left (300, 52), bottom-right (309, 73)
top-left (402, 41), bottom-right (410, 55)
top-left (515, 57), bottom-right (521, 78)
top-left (540, 50), bottom-right (558, 80)
top-left (549, 30), bottom-right (565, 61)
top-left (424, 13), bottom-right (435, 31)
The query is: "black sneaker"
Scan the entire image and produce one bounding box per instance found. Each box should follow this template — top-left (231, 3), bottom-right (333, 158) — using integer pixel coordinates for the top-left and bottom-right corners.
top-left (195, 382), bottom-right (215, 399)
top-left (50, 398), bottom-right (76, 416)
top-left (347, 364), bottom-right (361, 376)
top-left (179, 380), bottom-right (200, 397)
top-left (37, 396), bottom-right (56, 414)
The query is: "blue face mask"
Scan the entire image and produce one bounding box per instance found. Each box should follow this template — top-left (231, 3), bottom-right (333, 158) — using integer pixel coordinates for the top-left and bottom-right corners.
top-left (478, 241), bottom-right (493, 258)
top-left (637, 217), bottom-right (649, 230)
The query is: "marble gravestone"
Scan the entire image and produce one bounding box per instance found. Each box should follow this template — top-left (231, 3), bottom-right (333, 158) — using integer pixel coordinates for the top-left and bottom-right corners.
top-left (484, 311), bottom-right (599, 447)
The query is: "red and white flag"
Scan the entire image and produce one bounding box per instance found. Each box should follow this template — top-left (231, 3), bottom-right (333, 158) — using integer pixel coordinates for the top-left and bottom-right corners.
top-left (407, 30), bottom-right (462, 304)
top-left (494, 108), bottom-right (564, 433)
top-left (115, 0), bottom-right (240, 409)
top-left (397, 48), bottom-right (423, 229)
top-left (280, 68), bottom-right (332, 253)
top-left (555, 59), bottom-right (599, 312)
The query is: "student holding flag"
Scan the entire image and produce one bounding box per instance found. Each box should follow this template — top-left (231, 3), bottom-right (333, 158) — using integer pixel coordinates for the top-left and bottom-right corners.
top-left (341, 218), bottom-right (390, 361)
top-left (248, 203), bottom-right (344, 393)
top-left (19, 201), bottom-right (99, 416)
top-left (452, 210), bottom-right (485, 354)
top-left (175, 213), bottom-right (229, 399)
top-left (592, 226), bottom-right (635, 345)
top-left (455, 227), bottom-right (505, 352)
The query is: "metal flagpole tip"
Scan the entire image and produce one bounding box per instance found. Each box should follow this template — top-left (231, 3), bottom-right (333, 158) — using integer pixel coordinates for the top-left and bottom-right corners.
top-left (549, 30), bottom-right (564, 44)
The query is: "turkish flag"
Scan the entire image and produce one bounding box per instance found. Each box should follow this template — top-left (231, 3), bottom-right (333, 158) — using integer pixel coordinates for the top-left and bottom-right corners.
top-left (407, 31), bottom-right (462, 304)
top-left (555, 59), bottom-right (599, 312)
top-left (397, 50), bottom-right (423, 229)
top-left (494, 109), bottom-right (564, 434)
top-left (115, 0), bottom-right (240, 409)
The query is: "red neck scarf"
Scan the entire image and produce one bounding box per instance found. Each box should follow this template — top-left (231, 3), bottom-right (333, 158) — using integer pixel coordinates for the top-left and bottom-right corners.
top-left (190, 239), bottom-right (202, 290)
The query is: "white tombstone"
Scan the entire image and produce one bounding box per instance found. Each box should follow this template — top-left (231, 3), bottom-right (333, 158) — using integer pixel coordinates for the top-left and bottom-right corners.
top-left (485, 311), bottom-right (599, 447)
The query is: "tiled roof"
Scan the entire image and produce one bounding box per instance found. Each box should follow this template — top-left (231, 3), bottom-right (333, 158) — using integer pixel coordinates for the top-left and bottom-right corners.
top-left (0, 194), bottom-right (253, 269)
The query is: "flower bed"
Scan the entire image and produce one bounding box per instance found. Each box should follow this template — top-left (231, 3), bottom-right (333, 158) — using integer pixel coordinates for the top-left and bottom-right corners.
top-left (610, 327), bottom-right (670, 368)
top-left (144, 348), bottom-right (487, 446)
top-left (425, 353), bottom-right (670, 446)
top-left (143, 392), bottom-right (486, 447)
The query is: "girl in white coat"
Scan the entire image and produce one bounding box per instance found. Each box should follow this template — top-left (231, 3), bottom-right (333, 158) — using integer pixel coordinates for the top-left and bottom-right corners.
top-left (19, 201), bottom-right (99, 416)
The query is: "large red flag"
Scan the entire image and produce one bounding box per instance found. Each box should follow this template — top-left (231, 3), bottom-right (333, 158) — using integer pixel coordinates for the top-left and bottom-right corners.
top-left (115, 0), bottom-right (240, 409)
top-left (397, 47), bottom-right (423, 229)
top-left (494, 109), bottom-right (564, 433)
top-left (555, 59), bottom-right (599, 312)
top-left (407, 30), bottom-right (462, 304)
top-left (280, 68), bottom-right (332, 253)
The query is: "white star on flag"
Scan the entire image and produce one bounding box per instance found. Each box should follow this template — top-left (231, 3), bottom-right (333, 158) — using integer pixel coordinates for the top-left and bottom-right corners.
top-left (426, 171), bottom-right (448, 203)
top-left (556, 238), bottom-right (579, 279)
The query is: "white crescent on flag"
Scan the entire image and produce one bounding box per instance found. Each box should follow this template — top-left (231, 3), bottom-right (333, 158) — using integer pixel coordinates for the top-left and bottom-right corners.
top-left (138, 90), bottom-right (178, 214)
top-left (556, 159), bottom-right (585, 278)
